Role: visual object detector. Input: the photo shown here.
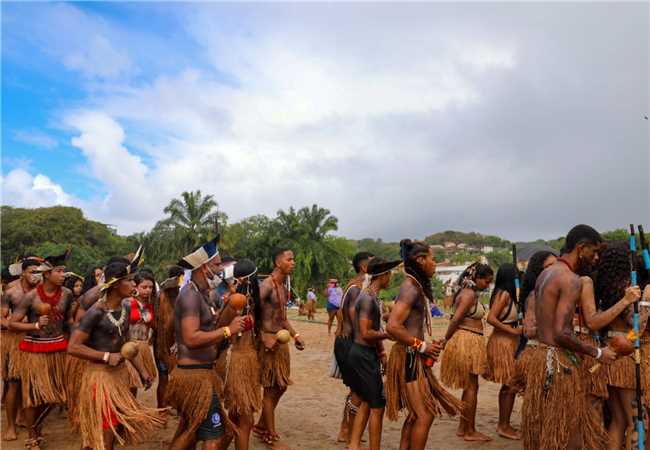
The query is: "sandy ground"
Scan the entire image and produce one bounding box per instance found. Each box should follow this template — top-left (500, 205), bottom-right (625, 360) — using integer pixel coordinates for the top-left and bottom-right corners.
top-left (2, 311), bottom-right (523, 449)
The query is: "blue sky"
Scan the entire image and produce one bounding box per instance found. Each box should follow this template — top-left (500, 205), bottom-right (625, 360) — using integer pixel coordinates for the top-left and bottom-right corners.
top-left (2, 2), bottom-right (648, 240)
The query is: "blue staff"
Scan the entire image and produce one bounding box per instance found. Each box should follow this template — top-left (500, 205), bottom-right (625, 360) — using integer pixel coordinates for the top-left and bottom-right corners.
top-left (629, 224), bottom-right (645, 450)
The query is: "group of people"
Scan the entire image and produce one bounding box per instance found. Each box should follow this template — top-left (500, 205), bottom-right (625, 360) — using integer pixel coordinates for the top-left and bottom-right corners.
top-left (330, 225), bottom-right (650, 450)
top-left (1, 237), bottom-right (305, 450)
top-left (1, 223), bottom-right (649, 450)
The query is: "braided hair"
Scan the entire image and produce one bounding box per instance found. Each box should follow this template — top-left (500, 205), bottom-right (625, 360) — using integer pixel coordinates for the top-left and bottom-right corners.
top-left (453, 262), bottom-right (493, 301)
top-left (594, 244), bottom-right (631, 311)
top-left (399, 239), bottom-right (433, 300)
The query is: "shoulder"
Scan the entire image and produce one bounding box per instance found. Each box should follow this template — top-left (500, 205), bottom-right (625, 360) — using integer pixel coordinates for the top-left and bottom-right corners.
top-left (579, 276), bottom-right (593, 289)
top-left (396, 278), bottom-right (420, 304)
top-left (61, 286), bottom-right (73, 300)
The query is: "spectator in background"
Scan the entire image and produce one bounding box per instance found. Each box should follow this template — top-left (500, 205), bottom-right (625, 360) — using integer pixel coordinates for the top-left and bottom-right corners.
top-left (305, 288), bottom-right (317, 320)
top-left (326, 280), bottom-right (343, 335)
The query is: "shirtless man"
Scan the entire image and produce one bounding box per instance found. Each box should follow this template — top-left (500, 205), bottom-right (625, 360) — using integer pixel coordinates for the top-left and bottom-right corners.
top-left (254, 248), bottom-right (305, 449)
top-left (1, 258), bottom-right (41, 441)
top-left (165, 237), bottom-right (245, 450)
top-left (334, 251), bottom-right (373, 443)
top-left (347, 258), bottom-right (399, 450)
top-left (9, 251), bottom-right (74, 450)
top-left (525, 224), bottom-right (616, 450)
top-left (386, 240), bottom-right (463, 450)
top-left (68, 258), bottom-right (165, 450)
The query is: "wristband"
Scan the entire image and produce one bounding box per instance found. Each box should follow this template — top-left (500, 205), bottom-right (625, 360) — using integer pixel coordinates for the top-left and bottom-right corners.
top-left (595, 347), bottom-right (603, 360)
top-left (223, 326), bottom-right (231, 339)
top-left (102, 352), bottom-right (110, 363)
top-left (419, 341), bottom-right (427, 354)
top-left (293, 333), bottom-right (300, 340)
top-left (34, 322), bottom-right (40, 330)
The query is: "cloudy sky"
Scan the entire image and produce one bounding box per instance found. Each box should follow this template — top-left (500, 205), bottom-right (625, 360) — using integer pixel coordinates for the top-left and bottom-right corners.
top-left (2, 2), bottom-right (648, 242)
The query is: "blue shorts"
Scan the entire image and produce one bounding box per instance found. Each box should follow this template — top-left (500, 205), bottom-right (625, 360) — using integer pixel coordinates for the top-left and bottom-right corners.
top-left (326, 302), bottom-right (339, 313)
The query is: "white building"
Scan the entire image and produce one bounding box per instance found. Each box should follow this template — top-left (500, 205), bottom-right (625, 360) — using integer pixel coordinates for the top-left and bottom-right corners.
top-left (481, 245), bottom-right (494, 253)
top-left (435, 264), bottom-right (470, 285)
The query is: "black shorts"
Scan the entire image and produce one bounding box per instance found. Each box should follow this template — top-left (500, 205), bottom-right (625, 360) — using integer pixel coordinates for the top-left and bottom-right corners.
top-left (334, 336), bottom-right (353, 387)
top-left (347, 343), bottom-right (385, 409)
top-left (195, 390), bottom-right (225, 441)
top-left (405, 348), bottom-right (419, 383)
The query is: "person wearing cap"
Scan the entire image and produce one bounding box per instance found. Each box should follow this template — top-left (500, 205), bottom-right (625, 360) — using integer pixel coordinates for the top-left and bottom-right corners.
top-left (333, 251), bottom-right (374, 443)
top-left (68, 250), bottom-right (165, 450)
top-left (9, 250), bottom-right (76, 449)
top-left (214, 259), bottom-right (262, 450)
top-left (385, 240), bottom-right (463, 450)
top-left (346, 258), bottom-right (400, 450)
top-left (1, 257), bottom-right (43, 441)
top-left (165, 237), bottom-right (246, 450)
top-left (253, 247), bottom-right (305, 448)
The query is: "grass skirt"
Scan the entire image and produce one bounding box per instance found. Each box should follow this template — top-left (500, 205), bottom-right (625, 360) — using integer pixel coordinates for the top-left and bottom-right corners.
top-left (132, 340), bottom-right (158, 383)
top-left (79, 362), bottom-right (166, 448)
top-left (642, 340), bottom-right (650, 408)
top-left (19, 350), bottom-right (67, 408)
top-left (578, 333), bottom-right (609, 399)
top-left (506, 346), bottom-right (534, 392)
top-left (259, 343), bottom-right (292, 389)
top-left (606, 354), bottom-right (636, 389)
top-left (385, 343), bottom-right (464, 421)
top-left (1, 331), bottom-right (26, 380)
top-left (440, 329), bottom-right (487, 390)
top-left (166, 366), bottom-right (225, 435)
top-left (485, 328), bottom-right (518, 384)
top-left (65, 355), bottom-right (89, 431)
top-left (522, 346), bottom-right (606, 450)
top-left (215, 337), bottom-right (262, 416)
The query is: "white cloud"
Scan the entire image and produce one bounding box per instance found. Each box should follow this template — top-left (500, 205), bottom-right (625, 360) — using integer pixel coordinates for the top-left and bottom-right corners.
top-left (1, 169), bottom-right (73, 207)
top-left (12, 129), bottom-right (58, 150)
top-left (63, 34), bottom-right (132, 79)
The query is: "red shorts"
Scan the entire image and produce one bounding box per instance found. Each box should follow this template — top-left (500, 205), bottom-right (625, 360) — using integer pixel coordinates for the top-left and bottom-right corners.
top-left (93, 384), bottom-right (119, 429)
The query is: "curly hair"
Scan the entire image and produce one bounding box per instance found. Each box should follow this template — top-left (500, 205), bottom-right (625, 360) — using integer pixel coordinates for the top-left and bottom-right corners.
top-left (594, 244), bottom-right (631, 311)
top-left (520, 251), bottom-right (556, 305)
top-left (453, 262), bottom-right (493, 300)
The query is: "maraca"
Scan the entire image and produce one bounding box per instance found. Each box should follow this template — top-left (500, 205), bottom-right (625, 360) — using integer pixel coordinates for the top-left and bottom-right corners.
top-left (589, 334), bottom-right (634, 373)
top-left (229, 293), bottom-right (247, 311)
top-left (120, 342), bottom-right (139, 360)
top-left (35, 303), bottom-right (52, 316)
top-left (276, 329), bottom-right (291, 344)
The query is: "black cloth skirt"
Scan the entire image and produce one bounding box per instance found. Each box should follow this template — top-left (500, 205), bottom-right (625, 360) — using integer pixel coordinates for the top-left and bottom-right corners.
top-left (347, 342), bottom-right (386, 409)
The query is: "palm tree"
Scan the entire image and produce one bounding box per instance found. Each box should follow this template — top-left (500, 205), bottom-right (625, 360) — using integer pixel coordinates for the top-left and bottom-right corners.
top-left (162, 190), bottom-right (223, 252)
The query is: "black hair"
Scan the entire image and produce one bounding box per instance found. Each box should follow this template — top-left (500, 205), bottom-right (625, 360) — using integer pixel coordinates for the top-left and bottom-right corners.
top-left (564, 224), bottom-right (602, 253)
top-left (399, 239), bottom-right (433, 300)
top-left (453, 262), bottom-right (494, 301)
top-left (490, 263), bottom-right (517, 308)
top-left (64, 275), bottom-right (83, 296)
top-left (103, 261), bottom-right (130, 290)
top-left (80, 266), bottom-right (100, 295)
top-left (520, 251), bottom-right (556, 305)
top-left (22, 259), bottom-right (42, 271)
top-left (237, 272), bottom-right (262, 334)
top-left (352, 252), bottom-right (374, 274)
top-left (594, 244), bottom-right (630, 311)
top-left (273, 248), bottom-right (292, 266)
top-left (135, 270), bottom-right (157, 297)
top-left (167, 265), bottom-right (184, 279)
top-left (105, 256), bottom-right (130, 266)
top-left (221, 254), bottom-right (235, 264)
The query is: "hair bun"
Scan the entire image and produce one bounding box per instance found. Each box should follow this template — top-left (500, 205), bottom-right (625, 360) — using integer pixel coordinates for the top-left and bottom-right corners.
top-left (399, 239), bottom-right (412, 261)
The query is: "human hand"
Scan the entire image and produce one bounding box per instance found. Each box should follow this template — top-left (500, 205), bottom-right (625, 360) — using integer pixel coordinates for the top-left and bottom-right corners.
top-left (228, 316), bottom-right (245, 335)
top-left (37, 315), bottom-right (50, 328)
top-left (599, 347), bottom-right (617, 365)
top-left (107, 353), bottom-right (124, 367)
top-left (294, 335), bottom-right (305, 351)
top-left (624, 286), bottom-right (641, 306)
top-left (424, 341), bottom-right (443, 359)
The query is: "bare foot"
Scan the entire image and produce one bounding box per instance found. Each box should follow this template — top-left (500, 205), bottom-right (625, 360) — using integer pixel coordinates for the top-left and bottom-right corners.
top-left (337, 427), bottom-right (348, 443)
top-left (267, 439), bottom-right (295, 450)
top-left (463, 431), bottom-right (492, 442)
top-left (456, 426), bottom-right (465, 437)
top-left (496, 425), bottom-right (521, 440)
top-left (3, 429), bottom-right (17, 441)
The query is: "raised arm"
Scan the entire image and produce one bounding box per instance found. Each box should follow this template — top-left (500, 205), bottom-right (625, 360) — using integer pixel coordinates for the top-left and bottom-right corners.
top-left (580, 276), bottom-right (639, 331)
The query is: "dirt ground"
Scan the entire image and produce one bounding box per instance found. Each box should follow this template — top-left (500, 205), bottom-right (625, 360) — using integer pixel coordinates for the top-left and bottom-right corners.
top-left (2, 311), bottom-right (523, 449)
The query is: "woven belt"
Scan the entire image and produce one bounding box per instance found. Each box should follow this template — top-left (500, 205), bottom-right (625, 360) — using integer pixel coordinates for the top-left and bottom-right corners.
top-left (640, 301), bottom-right (650, 308)
top-left (574, 325), bottom-right (590, 335)
top-left (607, 330), bottom-right (628, 338)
